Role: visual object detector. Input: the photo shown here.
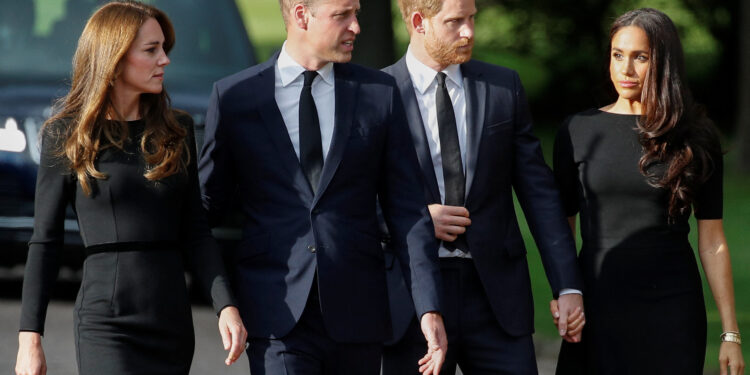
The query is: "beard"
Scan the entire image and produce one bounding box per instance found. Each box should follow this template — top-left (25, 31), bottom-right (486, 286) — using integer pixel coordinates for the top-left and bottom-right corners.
top-left (424, 29), bottom-right (473, 67)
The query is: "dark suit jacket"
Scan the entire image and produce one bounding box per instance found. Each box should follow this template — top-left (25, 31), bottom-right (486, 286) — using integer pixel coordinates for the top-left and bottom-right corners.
top-left (198, 55), bottom-right (442, 343)
top-left (382, 57), bottom-right (583, 341)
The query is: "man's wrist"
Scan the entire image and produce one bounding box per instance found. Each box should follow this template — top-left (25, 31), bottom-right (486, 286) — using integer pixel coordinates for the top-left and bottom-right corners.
top-left (559, 288), bottom-right (582, 296)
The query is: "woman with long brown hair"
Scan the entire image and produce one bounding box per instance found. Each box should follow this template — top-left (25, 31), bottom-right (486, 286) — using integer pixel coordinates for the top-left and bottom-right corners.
top-left (551, 8), bottom-right (744, 374)
top-left (15, 2), bottom-right (247, 374)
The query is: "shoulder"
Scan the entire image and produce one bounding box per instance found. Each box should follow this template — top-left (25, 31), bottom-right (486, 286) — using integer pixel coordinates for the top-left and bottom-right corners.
top-left (171, 109), bottom-right (194, 128)
top-left (40, 117), bottom-right (73, 145)
top-left (214, 57), bottom-right (276, 92)
top-left (336, 62), bottom-right (398, 88)
top-left (462, 59), bottom-right (519, 85)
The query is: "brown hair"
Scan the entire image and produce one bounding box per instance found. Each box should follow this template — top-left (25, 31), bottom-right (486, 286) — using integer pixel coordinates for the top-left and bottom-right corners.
top-left (278, 0), bottom-right (315, 25)
top-left (610, 8), bottom-right (720, 218)
top-left (43, 0), bottom-right (187, 195)
top-left (396, 0), bottom-right (443, 26)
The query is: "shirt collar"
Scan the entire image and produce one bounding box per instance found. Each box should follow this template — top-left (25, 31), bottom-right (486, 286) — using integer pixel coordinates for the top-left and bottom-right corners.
top-left (277, 42), bottom-right (335, 87)
top-left (405, 45), bottom-right (463, 95)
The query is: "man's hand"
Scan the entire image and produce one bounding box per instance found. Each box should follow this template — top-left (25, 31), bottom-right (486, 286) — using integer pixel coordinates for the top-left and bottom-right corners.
top-left (549, 294), bottom-right (585, 343)
top-left (218, 306), bottom-right (248, 366)
top-left (15, 331), bottom-right (46, 375)
top-left (428, 204), bottom-right (470, 242)
top-left (418, 312), bottom-right (447, 375)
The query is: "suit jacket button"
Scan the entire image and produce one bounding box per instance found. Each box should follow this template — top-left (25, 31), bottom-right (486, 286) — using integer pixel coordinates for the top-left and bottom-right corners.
top-left (308, 245), bottom-right (316, 253)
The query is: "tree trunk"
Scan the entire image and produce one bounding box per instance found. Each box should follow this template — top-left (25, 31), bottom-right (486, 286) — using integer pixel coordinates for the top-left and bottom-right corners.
top-left (351, 1), bottom-right (395, 69)
top-left (737, 0), bottom-right (750, 173)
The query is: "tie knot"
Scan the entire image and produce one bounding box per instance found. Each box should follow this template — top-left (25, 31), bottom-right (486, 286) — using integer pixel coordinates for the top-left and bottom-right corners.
top-left (303, 70), bottom-right (318, 87)
top-left (436, 72), bottom-right (448, 88)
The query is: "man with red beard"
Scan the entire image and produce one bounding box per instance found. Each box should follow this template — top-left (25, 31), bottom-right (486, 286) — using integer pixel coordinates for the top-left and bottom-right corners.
top-left (381, 0), bottom-right (585, 373)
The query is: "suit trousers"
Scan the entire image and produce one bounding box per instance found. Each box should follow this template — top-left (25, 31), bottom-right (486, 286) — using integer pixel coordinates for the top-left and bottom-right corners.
top-left (382, 258), bottom-right (538, 375)
top-left (247, 277), bottom-right (382, 375)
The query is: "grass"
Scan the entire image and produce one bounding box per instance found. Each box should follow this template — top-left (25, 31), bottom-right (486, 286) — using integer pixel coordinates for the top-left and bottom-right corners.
top-left (238, 1), bottom-right (749, 372)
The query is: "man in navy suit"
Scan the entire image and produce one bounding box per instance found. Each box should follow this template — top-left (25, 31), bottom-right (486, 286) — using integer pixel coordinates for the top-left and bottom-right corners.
top-left (198, 0), bottom-right (447, 374)
top-left (381, 0), bottom-right (585, 373)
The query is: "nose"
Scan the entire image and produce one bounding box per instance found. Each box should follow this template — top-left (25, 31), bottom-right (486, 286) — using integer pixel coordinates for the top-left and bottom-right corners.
top-left (460, 22), bottom-right (474, 39)
top-left (159, 51), bottom-right (170, 67)
top-left (349, 17), bottom-right (361, 35)
top-left (621, 58), bottom-right (635, 77)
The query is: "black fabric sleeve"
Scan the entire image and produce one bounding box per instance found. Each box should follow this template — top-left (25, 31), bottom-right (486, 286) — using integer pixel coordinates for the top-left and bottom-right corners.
top-left (553, 117), bottom-right (581, 217)
top-left (176, 112), bottom-right (237, 315)
top-left (693, 138), bottom-right (723, 220)
top-left (19, 121), bottom-right (74, 334)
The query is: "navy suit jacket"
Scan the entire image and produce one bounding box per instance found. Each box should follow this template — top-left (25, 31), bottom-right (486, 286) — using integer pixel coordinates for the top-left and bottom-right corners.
top-left (382, 57), bottom-right (583, 341)
top-left (198, 55), bottom-right (442, 343)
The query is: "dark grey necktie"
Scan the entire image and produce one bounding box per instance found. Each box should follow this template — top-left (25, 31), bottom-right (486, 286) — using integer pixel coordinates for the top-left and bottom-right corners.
top-left (299, 70), bottom-right (323, 194)
top-left (436, 72), bottom-right (468, 252)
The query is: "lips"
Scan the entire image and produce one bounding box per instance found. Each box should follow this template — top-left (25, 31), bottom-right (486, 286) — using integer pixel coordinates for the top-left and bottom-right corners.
top-left (619, 81), bottom-right (637, 88)
top-left (153, 73), bottom-right (164, 79)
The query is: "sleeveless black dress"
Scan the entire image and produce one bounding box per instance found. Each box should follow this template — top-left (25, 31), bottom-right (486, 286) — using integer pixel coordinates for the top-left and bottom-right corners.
top-left (20, 114), bottom-right (235, 374)
top-left (553, 109), bottom-right (722, 374)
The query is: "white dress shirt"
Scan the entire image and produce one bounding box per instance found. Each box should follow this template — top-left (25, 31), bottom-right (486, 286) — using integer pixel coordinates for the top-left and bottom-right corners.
top-left (275, 42), bottom-right (336, 161)
top-left (405, 47), bottom-right (470, 259)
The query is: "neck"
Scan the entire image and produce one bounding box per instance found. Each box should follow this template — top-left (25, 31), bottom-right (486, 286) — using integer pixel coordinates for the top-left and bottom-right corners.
top-left (109, 88), bottom-right (141, 121)
top-left (605, 97), bottom-right (642, 115)
top-left (409, 38), bottom-right (447, 72)
top-left (285, 37), bottom-right (328, 71)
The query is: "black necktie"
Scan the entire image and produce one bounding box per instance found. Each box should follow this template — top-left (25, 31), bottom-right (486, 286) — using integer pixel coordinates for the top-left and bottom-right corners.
top-left (299, 70), bottom-right (324, 194)
top-left (436, 72), bottom-right (468, 252)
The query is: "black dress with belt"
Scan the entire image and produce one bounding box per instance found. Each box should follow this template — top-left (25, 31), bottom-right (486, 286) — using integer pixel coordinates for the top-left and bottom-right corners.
top-left (19, 113), bottom-right (235, 374)
top-left (553, 109), bottom-right (722, 375)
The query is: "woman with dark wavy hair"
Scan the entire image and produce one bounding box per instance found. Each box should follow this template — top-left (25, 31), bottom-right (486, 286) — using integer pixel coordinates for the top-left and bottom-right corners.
top-left (551, 8), bottom-right (744, 374)
top-left (15, 2), bottom-right (247, 374)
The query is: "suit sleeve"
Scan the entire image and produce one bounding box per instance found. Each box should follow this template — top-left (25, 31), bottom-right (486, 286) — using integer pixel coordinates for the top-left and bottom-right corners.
top-left (379, 82), bottom-right (443, 318)
top-left (179, 113), bottom-right (237, 314)
top-left (508, 72), bottom-right (583, 296)
top-left (198, 83), bottom-right (237, 225)
top-left (19, 121), bottom-right (72, 334)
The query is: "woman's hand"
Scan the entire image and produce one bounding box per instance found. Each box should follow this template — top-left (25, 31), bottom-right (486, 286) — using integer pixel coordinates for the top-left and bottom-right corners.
top-left (718, 341), bottom-right (744, 375)
top-left (218, 306), bottom-right (248, 366)
top-left (15, 331), bottom-right (46, 375)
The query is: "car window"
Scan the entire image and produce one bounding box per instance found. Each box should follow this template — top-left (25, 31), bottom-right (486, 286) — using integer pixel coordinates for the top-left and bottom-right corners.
top-left (0, 0), bottom-right (254, 92)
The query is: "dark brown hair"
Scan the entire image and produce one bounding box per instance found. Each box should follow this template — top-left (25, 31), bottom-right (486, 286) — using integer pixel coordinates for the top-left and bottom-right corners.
top-left (44, 1), bottom-right (187, 195)
top-left (610, 8), bottom-right (720, 218)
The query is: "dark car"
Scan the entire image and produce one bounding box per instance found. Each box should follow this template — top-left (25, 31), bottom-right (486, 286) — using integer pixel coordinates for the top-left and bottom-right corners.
top-left (0, 0), bottom-right (254, 267)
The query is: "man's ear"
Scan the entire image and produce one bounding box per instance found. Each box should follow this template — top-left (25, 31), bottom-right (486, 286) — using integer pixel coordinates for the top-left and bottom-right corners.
top-left (411, 12), bottom-right (426, 34)
top-left (292, 3), bottom-right (309, 30)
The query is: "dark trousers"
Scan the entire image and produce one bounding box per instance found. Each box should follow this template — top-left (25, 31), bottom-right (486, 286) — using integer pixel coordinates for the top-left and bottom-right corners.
top-left (382, 258), bottom-right (538, 375)
top-left (247, 278), bottom-right (382, 375)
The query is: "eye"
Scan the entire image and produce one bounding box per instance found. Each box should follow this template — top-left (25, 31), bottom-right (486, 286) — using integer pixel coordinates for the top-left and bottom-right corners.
top-left (637, 55), bottom-right (649, 62)
top-left (612, 52), bottom-right (623, 60)
top-left (145, 47), bottom-right (156, 53)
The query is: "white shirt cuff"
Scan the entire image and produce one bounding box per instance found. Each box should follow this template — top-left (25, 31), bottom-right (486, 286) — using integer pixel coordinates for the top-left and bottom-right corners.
top-left (559, 288), bottom-right (582, 296)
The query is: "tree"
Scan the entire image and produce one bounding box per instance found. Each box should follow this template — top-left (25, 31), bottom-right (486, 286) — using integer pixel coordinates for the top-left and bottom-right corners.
top-left (737, 0), bottom-right (750, 173)
top-left (351, 1), bottom-right (395, 68)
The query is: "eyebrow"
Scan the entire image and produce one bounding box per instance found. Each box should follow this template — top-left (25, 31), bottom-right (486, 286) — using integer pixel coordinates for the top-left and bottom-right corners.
top-left (143, 40), bottom-right (161, 46)
top-left (611, 47), bottom-right (649, 54)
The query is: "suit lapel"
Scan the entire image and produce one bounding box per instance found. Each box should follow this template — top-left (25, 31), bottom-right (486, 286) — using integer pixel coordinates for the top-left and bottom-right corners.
top-left (312, 63), bottom-right (356, 207)
top-left (256, 56), bottom-right (316, 199)
top-left (462, 62), bottom-right (486, 201)
top-left (391, 58), bottom-right (441, 204)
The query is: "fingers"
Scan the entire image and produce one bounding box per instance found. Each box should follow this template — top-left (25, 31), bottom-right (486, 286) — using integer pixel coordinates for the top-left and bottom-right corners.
top-left (556, 305), bottom-right (569, 337)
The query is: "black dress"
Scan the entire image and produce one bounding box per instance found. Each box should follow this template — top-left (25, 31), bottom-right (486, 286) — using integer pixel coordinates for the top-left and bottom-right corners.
top-left (19, 114), bottom-right (235, 374)
top-left (553, 109), bottom-right (722, 375)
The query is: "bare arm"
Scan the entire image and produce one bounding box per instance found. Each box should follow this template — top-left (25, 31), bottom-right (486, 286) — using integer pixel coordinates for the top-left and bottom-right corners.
top-left (697, 219), bottom-right (744, 374)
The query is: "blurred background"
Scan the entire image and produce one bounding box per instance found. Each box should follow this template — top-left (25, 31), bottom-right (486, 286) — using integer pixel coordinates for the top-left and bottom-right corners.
top-left (1, 0), bottom-right (747, 374)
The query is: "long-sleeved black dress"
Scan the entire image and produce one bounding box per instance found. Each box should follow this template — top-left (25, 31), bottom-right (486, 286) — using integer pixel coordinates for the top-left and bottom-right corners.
top-left (553, 109), bottom-right (722, 374)
top-left (20, 113), bottom-right (235, 374)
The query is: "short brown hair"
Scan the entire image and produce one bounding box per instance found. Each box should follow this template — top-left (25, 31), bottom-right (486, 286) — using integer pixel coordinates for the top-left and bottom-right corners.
top-left (278, 0), bottom-right (317, 25)
top-left (396, 0), bottom-right (443, 25)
